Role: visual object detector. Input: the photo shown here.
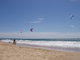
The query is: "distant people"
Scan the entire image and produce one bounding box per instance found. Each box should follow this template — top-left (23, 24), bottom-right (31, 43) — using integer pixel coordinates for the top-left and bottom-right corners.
top-left (9, 41), bottom-right (11, 43)
top-left (13, 39), bottom-right (16, 45)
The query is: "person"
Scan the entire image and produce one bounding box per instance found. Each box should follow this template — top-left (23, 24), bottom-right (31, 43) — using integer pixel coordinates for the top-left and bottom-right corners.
top-left (13, 39), bottom-right (16, 45)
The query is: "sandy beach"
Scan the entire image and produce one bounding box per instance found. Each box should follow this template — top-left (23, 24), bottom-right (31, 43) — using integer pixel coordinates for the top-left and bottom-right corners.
top-left (0, 42), bottom-right (80, 60)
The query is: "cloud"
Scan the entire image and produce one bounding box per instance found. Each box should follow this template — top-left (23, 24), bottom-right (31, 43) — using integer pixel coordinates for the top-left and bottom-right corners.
top-left (38, 18), bottom-right (44, 21)
top-left (31, 20), bottom-right (41, 24)
top-left (30, 18), bottom-right (45, 24)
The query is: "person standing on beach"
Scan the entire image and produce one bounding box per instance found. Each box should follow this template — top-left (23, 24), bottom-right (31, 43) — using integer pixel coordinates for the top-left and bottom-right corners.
top-left (13, 39), bottom-right (16, 45)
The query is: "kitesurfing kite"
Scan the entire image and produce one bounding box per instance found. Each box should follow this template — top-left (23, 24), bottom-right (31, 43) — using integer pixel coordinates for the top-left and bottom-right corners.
top-left (30, 28), bottom-right (33, 32)
top-left (70, 14), bottom-right (74, 20)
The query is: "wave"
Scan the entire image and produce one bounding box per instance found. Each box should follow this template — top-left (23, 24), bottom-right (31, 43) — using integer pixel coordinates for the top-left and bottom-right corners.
top-left (2, 39), bottom-right (80, 48)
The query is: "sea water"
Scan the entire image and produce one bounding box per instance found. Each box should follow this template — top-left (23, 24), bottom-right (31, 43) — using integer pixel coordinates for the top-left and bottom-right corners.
top-left (1, 38), bottom-right (80, 52)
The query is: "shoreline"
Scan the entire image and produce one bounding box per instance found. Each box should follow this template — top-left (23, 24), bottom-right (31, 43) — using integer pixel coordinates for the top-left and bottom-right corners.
top-left (1, 40), bottom-right (80, 52)
top-left (16, 43), bottom-right (80, 53)
top-left (0, 42), bottom-right (80, 60)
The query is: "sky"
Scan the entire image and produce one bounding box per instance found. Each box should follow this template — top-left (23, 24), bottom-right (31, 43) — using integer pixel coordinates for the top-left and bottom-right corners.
top-left (0, 0), bottom-right (80, 38)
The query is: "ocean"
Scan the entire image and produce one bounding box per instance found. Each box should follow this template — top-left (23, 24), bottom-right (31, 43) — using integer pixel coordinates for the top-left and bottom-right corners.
top-left (1, 38), bottom-right (80, 52)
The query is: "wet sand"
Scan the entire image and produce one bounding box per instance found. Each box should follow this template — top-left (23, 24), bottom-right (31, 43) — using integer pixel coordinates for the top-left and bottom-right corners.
top-left (0, 42), bottom-right (80, 60)
top-left (16, 43), bottom-right (80, 52)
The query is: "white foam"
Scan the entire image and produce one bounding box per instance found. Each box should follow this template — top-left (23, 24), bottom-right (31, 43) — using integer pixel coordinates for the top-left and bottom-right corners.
top-left (2, 40), bottom-right (80, 48)
top-left (17, 40), bottom-right (80, 48)
top-left (1, 39), bottom-right (13, 43)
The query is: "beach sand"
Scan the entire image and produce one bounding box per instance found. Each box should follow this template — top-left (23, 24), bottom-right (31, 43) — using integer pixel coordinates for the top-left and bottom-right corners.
top-left (0, 42), bottom-right (80, 60)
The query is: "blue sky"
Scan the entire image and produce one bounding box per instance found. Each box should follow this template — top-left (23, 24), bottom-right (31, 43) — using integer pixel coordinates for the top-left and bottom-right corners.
top-left (0, 0), bottom-right (80, 33)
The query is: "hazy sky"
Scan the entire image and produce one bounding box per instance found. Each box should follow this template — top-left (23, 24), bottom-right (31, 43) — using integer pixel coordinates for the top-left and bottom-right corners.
top-left (0, 0), bottom-right (80, 33)
top-left (0, 32), bottom-right (80, 38)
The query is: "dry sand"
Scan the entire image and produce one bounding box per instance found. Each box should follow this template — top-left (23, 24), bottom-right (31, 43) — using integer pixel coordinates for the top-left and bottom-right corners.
top-left (0, 42), bottom-right (80, 60)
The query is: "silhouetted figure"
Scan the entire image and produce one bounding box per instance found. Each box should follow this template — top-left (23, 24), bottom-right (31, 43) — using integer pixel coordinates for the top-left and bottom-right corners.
top-left (30, 28), bottom-right (33, 32)
top-left (13, 39), bottom-right (16, 45)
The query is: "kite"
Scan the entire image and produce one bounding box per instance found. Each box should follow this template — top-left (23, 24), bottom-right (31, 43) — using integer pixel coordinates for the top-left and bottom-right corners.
top-left (70, 14), bottom-right (74, 19)
top-left (30, 28), bottom-right (33, 32)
